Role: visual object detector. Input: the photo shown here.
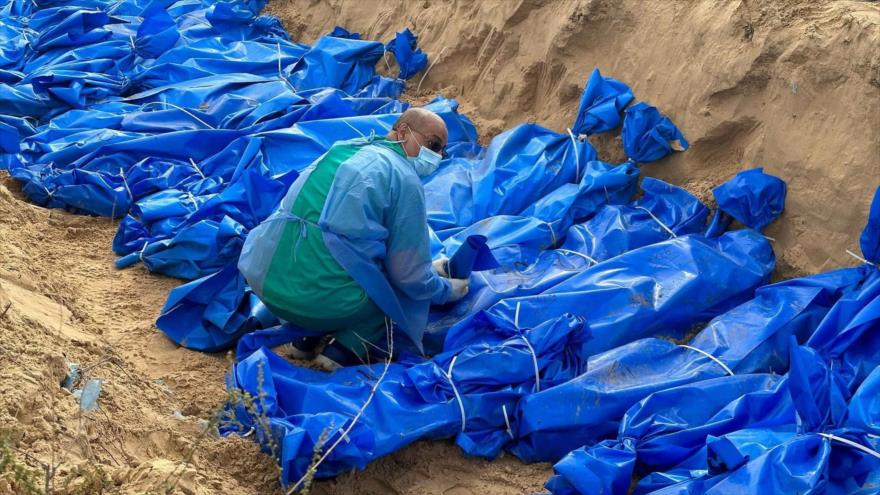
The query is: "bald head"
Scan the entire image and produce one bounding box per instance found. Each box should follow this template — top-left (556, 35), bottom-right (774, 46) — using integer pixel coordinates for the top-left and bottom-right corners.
top-left (389, 107), bottom-right (448, 158)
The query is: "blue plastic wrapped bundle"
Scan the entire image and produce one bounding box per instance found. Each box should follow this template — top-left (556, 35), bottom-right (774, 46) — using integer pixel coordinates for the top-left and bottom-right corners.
top-left (287, 35), bottom-right (385, 94)
top-left (0, 12), bottom-right (28, 71)
top-left (117, 167), bottom-right (299, 279)
top-left (861, 187), bottom-right (880, 263)
top-left (425, 124), bottom-right (597, 238)
top-left (547, 376), bottom-right (794, 495)
top-left (226, 314), bottom-right (587, 486)
top-left (157, 264), bottom-right (277, 352)
top-left (560, 177), bottom-right (709, 258)
top-left (446, 235), bottom-right (499, 279)
top-left (431, 177), bottom-right (706, 351)
top-left (439, 160), bottom-right (640, 255)
top-left (386, 28), bottom-right (428, 80)
top-left (327, 26), bottom-right (361, 40)
top-left (622, 102), bottom-right (689, 163)
top-left (571, 68), bottom-right (634, 136)
top-left (707, 168), bottom-right (787, 234)
top-left (475, 229), bottom-right (773, 356)
top-left (130, 39), bottom-right (308, 90)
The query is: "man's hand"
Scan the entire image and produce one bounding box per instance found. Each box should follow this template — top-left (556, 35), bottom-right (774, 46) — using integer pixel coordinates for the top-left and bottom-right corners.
top-left (432, 256), bottom-right (449, 278)
top-left (447, 278), bottom-right (469, 303)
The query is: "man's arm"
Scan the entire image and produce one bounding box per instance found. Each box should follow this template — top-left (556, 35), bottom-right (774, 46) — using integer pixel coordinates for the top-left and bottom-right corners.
top-left (384, 172), bottom-right (452, 304)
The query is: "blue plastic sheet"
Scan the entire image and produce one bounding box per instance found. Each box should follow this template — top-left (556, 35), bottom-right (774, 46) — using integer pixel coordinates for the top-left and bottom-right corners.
top-left (622, 102), bottom-right (689, 163)
top-left (710, 168), bottom-right (787, 232)
top-left (157, 264), bottom-right (276, 352)
top-left (424, 124), bottom-right (597, 238)
top-left (430, 176), bottom-right (707, 352)
top-left (446, 235), bottom-right (499, 279)
top-left (543, 189), bottom-right (880, 494)
top-left (386, 28), bottom-right (428, 80)
top-left (571, 68), bottom-right (633, 136)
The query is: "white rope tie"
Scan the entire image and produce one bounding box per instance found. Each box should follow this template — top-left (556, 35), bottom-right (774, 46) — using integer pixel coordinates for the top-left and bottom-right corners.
top-left (381, 45), bottom-right (392, 73)
top-left (276, 43), bottom-right (282, 77)
top-left (555, 249), bottom-right (597, 266)
top-left (107, 0), bottom-right (123, 14)
top-left (342, 120), bottom-right (367, 139)
top-left (188, 158), bottom-right (206, 179)
top-left (520, 335), bottom-right (541, 392)
top-left (846, 249), bottom-right (875, 267)
top-left (543, 221), bottom-right (558, 246)
top-left (186, 191), bottom-right (198, 209)
top-left (137, 241), bottom-right (148, 262)
top-left (118, 167), bottom-right (132, 199)
top-left (141, 101), bottom-right (215, 130)
top-left (416, 46), bottom-right (447, 94)
top-left (514, 301), bottom-right (522, 329)
top-left (351, 331), bottom-right (387, 355)
top-left (678, 345), bottom-right (734, 376)
top-left (818, 433), bottom-right (880, 459)
top-left (502, 404), bottom-right (514, 439)
top-left (566, 128), bottom-right (580, 182)
top-left (636, 206), bottom-right (677, 238)
top-left (514, 302), bottom-right (541, 392)
top-left (442, 355), bottom-right (467, 432)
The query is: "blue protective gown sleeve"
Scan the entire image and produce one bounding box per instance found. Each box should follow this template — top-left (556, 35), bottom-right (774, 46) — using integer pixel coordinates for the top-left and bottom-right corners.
top-left (384, 167), bottom-right (453, 305)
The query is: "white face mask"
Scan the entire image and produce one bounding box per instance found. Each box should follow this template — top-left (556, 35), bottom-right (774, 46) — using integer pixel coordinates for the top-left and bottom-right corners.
top-left (406, 128), bottom-right (443, 177)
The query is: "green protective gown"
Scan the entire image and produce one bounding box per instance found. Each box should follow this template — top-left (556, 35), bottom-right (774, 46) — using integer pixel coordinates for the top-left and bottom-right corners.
top-left (249, 137), bottom-right (452, 356)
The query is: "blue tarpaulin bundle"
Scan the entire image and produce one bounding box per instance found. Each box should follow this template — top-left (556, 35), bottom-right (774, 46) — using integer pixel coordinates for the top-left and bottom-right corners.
top-left (5, 0), bottom-right (876, 491)
top-left (426, 176), bottom-right (707, 351)
top-left (571, 68), bottom-right (633, 136)
top-left (225, 185), bottom-right (781, 484)
top-left (544, 187), bottom-right (880, 494)
top-left (622, 102), bottom-right (689, 163)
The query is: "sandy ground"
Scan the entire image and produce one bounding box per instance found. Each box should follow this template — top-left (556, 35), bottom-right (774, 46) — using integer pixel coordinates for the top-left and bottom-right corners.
top-left (1, 0), bottom-right (878, 494)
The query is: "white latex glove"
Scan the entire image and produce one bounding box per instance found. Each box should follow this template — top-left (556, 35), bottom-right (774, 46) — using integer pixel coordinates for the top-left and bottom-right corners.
top-left (447, 278), bottom-right (470, 303)
top-left (432, 256), bottom-right (450, 278)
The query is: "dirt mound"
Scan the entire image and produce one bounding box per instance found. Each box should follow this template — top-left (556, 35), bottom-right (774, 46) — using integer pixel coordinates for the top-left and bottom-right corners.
top-left (270, 0), bottom-right (880, 278)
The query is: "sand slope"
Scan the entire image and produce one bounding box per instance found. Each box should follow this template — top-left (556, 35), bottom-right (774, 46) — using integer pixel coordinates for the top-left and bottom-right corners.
top-left (271, 0), bottom-right (880, 277)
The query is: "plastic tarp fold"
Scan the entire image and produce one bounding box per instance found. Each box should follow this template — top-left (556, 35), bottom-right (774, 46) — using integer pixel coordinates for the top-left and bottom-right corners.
top-left (571, 68), bottom-right (633, 136)
top-left (622, 102), bottom-right (689, 163)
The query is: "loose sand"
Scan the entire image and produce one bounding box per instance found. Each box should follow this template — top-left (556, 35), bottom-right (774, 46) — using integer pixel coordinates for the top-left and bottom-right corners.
top-left (1, 1), bottom-right (878, 494)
